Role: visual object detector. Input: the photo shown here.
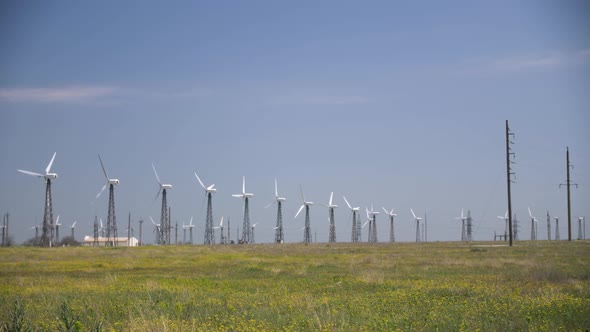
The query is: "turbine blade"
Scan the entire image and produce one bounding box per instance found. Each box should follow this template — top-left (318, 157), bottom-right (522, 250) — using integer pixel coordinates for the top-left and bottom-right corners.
top-left (194, 172), bottom-right (206, 190)
top-left (152, 163), bottom-right (161, 184)
top-left (295, 205), bottom-right (305, 218)
top-left (17, 169), bottom-right (44, 177)
top-left (95, 184), bottom-right (108, 200)
top-left (342, 196), bottom-right (352, 210)
top-left (98, 154), bottom-right (109, 180)
top-left (46, 152), bottom-right (56, 174)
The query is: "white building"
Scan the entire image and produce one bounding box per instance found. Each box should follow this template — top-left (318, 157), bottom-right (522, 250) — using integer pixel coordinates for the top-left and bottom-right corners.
top-left (82, 236), bottom-right (139, 247)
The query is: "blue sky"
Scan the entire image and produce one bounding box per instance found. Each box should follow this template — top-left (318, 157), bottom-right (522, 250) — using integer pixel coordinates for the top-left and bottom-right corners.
top-left (1, 1), bottom-right (589, 244)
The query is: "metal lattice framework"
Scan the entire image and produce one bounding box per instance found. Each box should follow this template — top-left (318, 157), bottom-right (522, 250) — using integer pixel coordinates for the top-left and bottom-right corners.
top-left (303, 205), bottom-right (311, 244)
top-left (204, 192), bottom-right (215, 245)
top-left (275, 201), bottom-right (284, 243)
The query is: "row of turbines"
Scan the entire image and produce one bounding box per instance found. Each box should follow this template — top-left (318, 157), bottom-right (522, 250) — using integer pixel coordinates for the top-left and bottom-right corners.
top-left (16, 149), bottom-right (585, 247)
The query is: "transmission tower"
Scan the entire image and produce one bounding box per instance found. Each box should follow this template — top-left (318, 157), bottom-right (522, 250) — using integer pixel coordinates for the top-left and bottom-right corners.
top-left (505, 120), bottom-right (516, 246)
top-left (559, 147), bottom-right (578, 241)
top-left (275, 200), bottom-right (284, 243)
top-left (204, 192), bottom-right (215, 245)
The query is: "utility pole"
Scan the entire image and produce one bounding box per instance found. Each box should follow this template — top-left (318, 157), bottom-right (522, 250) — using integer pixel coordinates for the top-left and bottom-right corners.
top-left (505, 120), bottom-right (516, 246)
top-left (559, 147), bottom-right (578, 241)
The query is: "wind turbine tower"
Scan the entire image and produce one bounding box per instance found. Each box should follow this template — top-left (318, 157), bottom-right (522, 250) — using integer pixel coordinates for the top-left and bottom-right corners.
top-left (410, 209), bottom-right (423, 242)
top-left (96, 155), bottom-right (120, 246)
top-left (546, 211), bottom-right (551, 240)
top-left (194, 172), bottom-right (217, 245)
top-left (466, 210), bottom-right (473, 241)
top-left (232, 176), bottom-right (254, 244)
top-left (528, 207), bottom-right (538, 241)
top-left (295, 186), bottom-right (313, 244)
top-left (320, 192), bottom-right (338, 243)
top-left (17, 152), bottom-right (58, 247)
top-left (383, 207), bottom-right (397, 242)
top-left (456, 209), bottom-right (467, 241)
top-left (152, 164), bottom-right (172, 245)
top-left (343, 196), bottom-right (360, 242)
top-left (267, 179), bottom-right (286, 244)
top-left (367, 205), bottom-right (379, 243)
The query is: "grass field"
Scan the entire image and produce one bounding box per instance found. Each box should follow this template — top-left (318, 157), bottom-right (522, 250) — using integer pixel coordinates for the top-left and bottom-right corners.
top-left (1, 241), bottom-right (589, 331)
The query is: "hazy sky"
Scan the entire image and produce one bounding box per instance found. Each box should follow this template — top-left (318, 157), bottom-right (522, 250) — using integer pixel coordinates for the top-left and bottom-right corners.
top-left (1, 1), bottom-right (589, 245)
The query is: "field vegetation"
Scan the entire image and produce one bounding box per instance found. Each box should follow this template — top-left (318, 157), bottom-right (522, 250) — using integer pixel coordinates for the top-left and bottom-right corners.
top-left (1, 241), bottom-right (589, 331)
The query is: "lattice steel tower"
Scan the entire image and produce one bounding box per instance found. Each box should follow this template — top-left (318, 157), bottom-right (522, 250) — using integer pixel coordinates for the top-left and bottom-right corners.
top-left (233, 176), bottom-right (254, 244)
top-left (152, 164), bottom-right (172, 245)
top-left (18, 152), bottom-right (58, 247)
top-left (466, 210), bottom-right (473, 241)
top-left (383, 208), bottom-right (397, 243)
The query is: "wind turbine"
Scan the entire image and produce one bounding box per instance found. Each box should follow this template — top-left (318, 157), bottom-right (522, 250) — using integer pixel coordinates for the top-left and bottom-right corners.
top-left (70, 221), bottom-right (77, 239)
top-left (152, 164), bottom-right (172, 245)
top-left (17, 152), bottom-right (58, 247)
top-left (149, 216), bottom-right (161, 245)
top-left (528, 207), bottom-right (538, 241)
top-left (251, 222), bottom-right (258, 244)
top-left (295, 186), bottom-right (313, 244)
top-left (194, 172), bottom-right (217, 245)
top-left (54, 215), bottom-right (61, 244)
top-left (265, 179), bottom-right (286, 244)
top-left (366, 205), bottom-right (379, 243)
top-left (456, 209), bottom-right (467, 241)
top-left (497, 211), bottom-right (509, 240)
top-left (382, 207), bottom-right (397, 242)
top-left (96, 155), bottom-right (120, 246)
top-left (410, 208), bottom-right (423, 242)
top-left (232, 176), bottom-right (254, 244)
top-left (343, 196), bottom-right (360, 243)
top-left (320, 192), bottom-right (338, 243)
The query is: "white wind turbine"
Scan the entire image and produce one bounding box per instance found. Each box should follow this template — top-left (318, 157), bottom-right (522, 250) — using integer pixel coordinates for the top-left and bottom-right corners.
top-left (343, 196), bottom-right (361, 242)
top-left (96, 155), bottom-right (120, 246)
top-left (152, 164), bottom-right (172, 245)
top-left (70, 221), bottom-right (77, 239)
top-left (497, 211), bottom-right (509, 239)
top-left (456, 209), bottom-right (468, 241)
top-left (149, 216), bottom-right (162, 245)
top-left (265, 179), bottom-right (286, 244)
top-left (382, 207), bottom-right (397, 242)
top-left (320, 192), bottom-right (338, 243)
top-left (232, 176), bottom-right (254, 244)
top-left (410, 208), bottom-right (423, 242)
top-left (366, 205), bottom-right (379, 243)
top-left (528, 207), bottom-right (538, 241)
top-left (295, 186), bottom-right (314, 244)
top-left (17, 152), bottom-right (58, 247)
top-left (194, 172), bottom-right (217, 245)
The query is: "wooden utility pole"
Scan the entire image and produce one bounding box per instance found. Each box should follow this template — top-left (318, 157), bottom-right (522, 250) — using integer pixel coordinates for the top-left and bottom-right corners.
top-left (560, 147), bottom-right (577, 241)
top-left (505, 120), bottom-right (516, 246)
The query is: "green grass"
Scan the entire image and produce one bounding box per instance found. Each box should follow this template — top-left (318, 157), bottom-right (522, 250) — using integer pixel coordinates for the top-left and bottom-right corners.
top-left (1, 241), bottom-right (589, 331)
